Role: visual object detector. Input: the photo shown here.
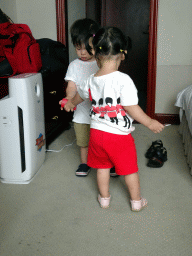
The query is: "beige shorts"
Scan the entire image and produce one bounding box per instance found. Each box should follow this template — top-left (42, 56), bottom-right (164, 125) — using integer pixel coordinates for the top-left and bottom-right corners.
top-left (73, 122), bottom-right (90, 147)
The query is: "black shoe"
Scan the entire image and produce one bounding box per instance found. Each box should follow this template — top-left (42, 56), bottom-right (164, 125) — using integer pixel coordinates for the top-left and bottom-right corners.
top-left (110, 167), bottom-right (119, 177)
top-left (145, 140), bottom-right (163, 159)
top-left (147, 146), bottom-right (167, 168)
top-left (75, 164), bottom-right (90, 177)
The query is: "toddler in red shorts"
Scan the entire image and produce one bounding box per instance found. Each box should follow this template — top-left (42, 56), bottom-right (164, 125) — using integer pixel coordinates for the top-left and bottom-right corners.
top-left (64, 27), bottom-right (164, 211)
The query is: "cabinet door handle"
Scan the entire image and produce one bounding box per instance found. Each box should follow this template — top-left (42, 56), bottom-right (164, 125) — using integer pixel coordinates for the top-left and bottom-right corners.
top-left (52, 116), bottom-right (58, 120)
top-left (49, 91), bottom-right (57, 95)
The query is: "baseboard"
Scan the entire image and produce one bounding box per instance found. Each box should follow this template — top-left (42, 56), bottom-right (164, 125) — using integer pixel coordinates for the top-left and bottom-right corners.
top-left (154, 113), bottom-right (180, 125)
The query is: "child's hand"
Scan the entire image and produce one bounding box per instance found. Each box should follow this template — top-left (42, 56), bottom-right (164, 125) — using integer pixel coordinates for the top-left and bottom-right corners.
top-left (64, 99), bottom-right (76, 112)
top-left (59, 98), bottom-right (68, 110)
top-left (59, 98), bottom-right (76, 111)
top-left (59, 99), bottom-right (64, 110)
top-left (148, 119), bottom-right (165, 133)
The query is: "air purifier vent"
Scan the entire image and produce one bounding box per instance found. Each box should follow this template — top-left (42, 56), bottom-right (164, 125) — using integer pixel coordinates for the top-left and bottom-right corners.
top-left (18, 106), bottom-right (26, 173)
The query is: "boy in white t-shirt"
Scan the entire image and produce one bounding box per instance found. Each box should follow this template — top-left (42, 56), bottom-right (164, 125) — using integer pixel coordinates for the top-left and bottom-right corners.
top-left (60, 19), bottom-right (99, 177)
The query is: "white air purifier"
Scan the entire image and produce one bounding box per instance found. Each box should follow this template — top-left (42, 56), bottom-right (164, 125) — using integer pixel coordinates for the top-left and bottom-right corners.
top-left (0, 73), bottom-right (46, 184)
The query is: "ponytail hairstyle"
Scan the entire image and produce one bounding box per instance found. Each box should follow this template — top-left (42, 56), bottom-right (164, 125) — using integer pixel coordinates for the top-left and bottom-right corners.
top-left (92, 27), bottom-right (128, 59)
top-left (70, 18), bottom-right (100, 56)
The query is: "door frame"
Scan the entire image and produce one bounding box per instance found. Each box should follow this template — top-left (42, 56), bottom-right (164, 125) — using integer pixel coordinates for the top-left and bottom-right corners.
top-left (55, 0), bottom-right (68, 47)
top-left (147, 0), bottom-right (158, 118)
top-left (55, 0), bottom-right (158, 118)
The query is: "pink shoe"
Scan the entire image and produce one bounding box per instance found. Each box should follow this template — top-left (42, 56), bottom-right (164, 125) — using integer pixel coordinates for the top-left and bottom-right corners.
top-left (98, 194), bottom-right (111, 208)
top-left (130, 198), bottom-right (148, 212)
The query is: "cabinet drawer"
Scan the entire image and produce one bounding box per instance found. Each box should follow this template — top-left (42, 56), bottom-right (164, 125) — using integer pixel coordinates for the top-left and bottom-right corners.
top-left (44, 88), bottom-right (64, 98)
top-left (44, 93), bottom-right (62, 117)
top-left (42, 75), bottom-right (65, 92)
top-left (45, 108), bottom-right (67, 123)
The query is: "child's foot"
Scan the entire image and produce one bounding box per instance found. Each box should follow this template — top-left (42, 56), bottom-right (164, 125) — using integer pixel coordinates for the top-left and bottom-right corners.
top-left (110, 167), bottom-right (119, 177)
top-left (130, 198), bottom-right (148, 212)
top-left (98, 194), bottom-right (111, 208)
top-left (75, 164), bottom-right (90, 177)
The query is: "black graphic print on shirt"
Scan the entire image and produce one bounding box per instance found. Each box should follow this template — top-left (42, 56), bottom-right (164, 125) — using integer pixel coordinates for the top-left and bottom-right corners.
top-left (90, 95), bottom-right (131, 129)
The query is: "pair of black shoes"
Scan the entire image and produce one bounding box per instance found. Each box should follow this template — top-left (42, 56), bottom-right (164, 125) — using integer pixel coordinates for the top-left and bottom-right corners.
top-left (145, 140), bottom-right (167, 168)
top-left (75, 164), bottom-right (119, 177)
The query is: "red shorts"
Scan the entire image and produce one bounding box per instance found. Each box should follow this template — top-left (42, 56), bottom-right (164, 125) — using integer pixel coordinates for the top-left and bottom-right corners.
top-left (87, 129), bottom-right (138, 175)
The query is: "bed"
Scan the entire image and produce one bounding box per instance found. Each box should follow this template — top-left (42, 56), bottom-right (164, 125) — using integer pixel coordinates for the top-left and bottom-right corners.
top-left (175, 85), bottom-right (192, 175)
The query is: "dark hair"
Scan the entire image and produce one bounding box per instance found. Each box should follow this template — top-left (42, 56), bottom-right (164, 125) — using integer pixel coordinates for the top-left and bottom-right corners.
top-left (70, 18), bottom-right (100, 55)
top-left (0, 9), bottom-right (13, 24)
top-left (92, 27), bottom-right (128, 59)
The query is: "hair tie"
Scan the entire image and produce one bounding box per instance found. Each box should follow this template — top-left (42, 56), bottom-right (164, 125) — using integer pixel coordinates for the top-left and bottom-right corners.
top-left (120, 49), bottom-right (124, 53)
top-left (99, 46), bottom-right (102, 50)
top-left (93, 34), bottom-right (95, 37)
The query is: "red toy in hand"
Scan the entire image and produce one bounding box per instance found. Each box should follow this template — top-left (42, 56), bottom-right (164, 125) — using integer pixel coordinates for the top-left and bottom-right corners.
top-left (61, 98), bottom-right (76, 110)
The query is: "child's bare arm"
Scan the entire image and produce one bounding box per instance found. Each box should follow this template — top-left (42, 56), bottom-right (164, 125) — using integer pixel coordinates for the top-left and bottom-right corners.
top-left (123, 105), bottom-right (164, 133)
top-left (59, 81), bottom-right (77, 110)
top-left (64, 92), bottom-right (84, 112)
top-left (66, 81), bottom-right (77, 99)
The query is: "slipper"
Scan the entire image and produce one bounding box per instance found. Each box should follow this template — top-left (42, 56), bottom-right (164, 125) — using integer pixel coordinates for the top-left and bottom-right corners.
top-left (98, 194), bottom-right (111, 208)
top-left (147, 146), bottom-right (167, 168)
top-left (145, 140), bottom-right (163, 159)
top-left (130, 197), bottom-right (148, 212)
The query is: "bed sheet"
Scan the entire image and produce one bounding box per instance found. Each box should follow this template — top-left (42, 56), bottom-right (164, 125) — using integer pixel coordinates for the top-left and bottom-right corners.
top-left (175, 84), bottom-right (192, 135)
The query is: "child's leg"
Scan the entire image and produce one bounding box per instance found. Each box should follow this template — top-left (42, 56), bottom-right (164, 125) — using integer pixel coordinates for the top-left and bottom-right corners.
top-left (124, 172), bottom-right (141, 201)
top-left (74, 123), bottom-right (90, 176)
top-left (124, 172), bottom-right (148, 211)
top-left (75, 147), bottom-right (90, 177)
top-left (80, 146), bottom-right (88, 164)
top-left (74, 122), bottom-right (90, 164)
top-left (97, 168), bottom-right (110, 198)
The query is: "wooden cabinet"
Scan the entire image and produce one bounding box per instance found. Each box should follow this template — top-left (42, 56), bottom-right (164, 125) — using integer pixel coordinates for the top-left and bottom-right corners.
top-left (41, 70), bottom-right (72, 147)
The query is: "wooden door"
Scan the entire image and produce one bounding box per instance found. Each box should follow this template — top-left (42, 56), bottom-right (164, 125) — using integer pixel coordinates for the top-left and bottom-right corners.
top-left (86, 0), bottom-right (158, 116)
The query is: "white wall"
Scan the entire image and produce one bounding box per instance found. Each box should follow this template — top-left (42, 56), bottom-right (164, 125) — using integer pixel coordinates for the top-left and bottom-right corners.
top-left (67, 0), bottom-right (86, 62)
top-left (0, 0), bottom-right (17, 22)
top-left (0, 0), bottom-right (85, 62)
top-left (0, 0), bottom-right (57, 40)
top-left (156, 0), bottom-right (192, 114)
top-left (15, 0), bottom-right (57, 40)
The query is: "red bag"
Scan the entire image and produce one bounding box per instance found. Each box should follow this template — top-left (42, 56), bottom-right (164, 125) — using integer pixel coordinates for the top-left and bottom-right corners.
top-left (0, 22), bottom-right (42, 77)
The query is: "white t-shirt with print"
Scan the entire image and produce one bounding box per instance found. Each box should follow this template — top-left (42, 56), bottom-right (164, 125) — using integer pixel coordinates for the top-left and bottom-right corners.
top-left (78, 71), bottom-right (138, 135)
top-left (65, 58), bottom-right (99, 124)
